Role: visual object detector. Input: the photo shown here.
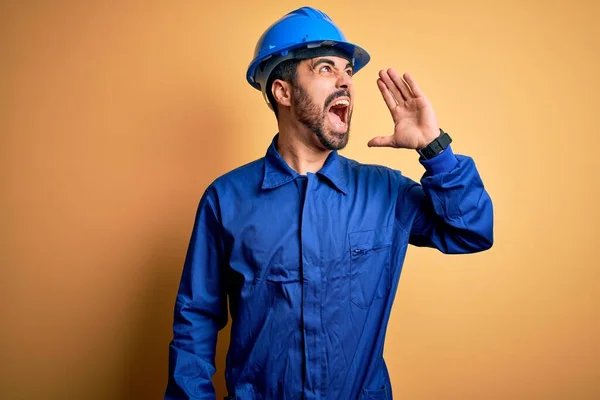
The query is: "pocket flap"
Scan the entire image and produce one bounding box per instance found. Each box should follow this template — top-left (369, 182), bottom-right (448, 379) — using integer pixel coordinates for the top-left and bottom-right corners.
top-left (349, 225), bottom-right (393, 252)
top-left (362, 385), bottom-right (389, 399)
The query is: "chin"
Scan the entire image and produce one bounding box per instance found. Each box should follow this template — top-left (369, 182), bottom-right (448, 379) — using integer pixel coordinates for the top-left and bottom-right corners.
top-left (317, 129), bottom-right (350, 151)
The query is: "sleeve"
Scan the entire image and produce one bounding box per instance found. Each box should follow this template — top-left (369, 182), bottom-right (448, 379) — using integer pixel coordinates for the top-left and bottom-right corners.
top-left (165, 189), bottom-right (228, 399)
top-left (404, 145), bottom-right (494, 254)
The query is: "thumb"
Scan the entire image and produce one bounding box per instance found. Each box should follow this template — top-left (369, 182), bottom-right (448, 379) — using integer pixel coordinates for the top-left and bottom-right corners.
top-left (367, 135), bottom-right (396, 148)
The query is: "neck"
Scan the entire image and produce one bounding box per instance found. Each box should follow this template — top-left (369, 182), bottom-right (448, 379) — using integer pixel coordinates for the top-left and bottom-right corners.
top-left (276, 116), bottom-right (331, 175)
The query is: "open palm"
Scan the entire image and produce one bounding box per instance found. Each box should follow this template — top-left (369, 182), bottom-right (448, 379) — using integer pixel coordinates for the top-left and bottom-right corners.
top-left (368, 69), bottom-right (440, 150)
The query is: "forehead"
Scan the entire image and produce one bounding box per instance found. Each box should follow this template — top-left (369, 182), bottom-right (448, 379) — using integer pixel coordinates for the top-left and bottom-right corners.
top-left (302, 56), bottom-right (353, 68)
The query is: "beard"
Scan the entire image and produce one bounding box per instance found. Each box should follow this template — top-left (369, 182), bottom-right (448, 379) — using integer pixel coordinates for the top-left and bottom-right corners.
top-left (292, 84), bottom-right (352, 151)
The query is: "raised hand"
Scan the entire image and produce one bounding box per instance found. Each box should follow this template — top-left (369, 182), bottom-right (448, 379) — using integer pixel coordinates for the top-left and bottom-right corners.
top-left (368, 69), bottom-right (440, 150)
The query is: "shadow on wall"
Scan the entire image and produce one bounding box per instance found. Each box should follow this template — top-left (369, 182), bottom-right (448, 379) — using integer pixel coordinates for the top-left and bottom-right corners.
top-left (116, 95), bottom-right (237, 399)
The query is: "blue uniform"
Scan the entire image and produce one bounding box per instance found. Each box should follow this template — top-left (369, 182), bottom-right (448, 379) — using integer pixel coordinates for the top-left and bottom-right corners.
top-left (166, 134), bottom-right (494, 399)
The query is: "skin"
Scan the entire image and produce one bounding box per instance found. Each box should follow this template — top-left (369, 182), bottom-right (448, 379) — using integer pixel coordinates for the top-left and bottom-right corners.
top-left (271, 56), bottom-right (440, 175)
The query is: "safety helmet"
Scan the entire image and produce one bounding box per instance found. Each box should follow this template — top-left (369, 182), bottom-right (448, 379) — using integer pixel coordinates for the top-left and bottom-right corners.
top-left (246, 7), bottom-right (371, 109)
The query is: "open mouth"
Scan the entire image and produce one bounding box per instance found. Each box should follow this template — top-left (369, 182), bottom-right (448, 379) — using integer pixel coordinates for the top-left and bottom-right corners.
top-left (327, 98), bottom-right (349, 129)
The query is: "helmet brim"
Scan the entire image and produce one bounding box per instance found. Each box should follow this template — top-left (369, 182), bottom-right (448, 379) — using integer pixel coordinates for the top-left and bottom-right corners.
top-left (246, 40), bottom-right (371, 90)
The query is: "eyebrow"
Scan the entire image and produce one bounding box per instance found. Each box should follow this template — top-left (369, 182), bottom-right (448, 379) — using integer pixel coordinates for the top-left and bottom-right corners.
top-left (312, 58), bottom-right (354, 71)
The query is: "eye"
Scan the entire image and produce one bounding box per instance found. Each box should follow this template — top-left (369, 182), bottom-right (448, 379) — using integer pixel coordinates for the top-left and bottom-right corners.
top-left (346, 69), bottom-right (354, 77)
top-left (320, 65), bottom-right (332, 73)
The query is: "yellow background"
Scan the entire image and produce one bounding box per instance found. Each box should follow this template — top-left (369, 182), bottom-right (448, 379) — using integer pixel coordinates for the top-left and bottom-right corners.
top-left (2, 1), bottom-right (599, 399)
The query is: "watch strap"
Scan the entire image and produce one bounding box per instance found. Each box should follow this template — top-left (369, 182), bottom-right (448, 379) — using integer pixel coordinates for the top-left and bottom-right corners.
top-left (418, 129), bottom-right (452, 159)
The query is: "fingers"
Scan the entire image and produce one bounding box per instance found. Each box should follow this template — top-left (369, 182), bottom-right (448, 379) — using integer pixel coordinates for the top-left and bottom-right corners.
top-left (378, 69), bottom-right (404, 103)
top-left (388, 69), bottom-right (414, 101)
top-left (367, 135), bottom-right (396, 148)
top-left (402, 72), bottom-right (424, 98)
top-left (379, 69), bottom-right (414, 102)
top-left (379, 69), bottom-right (424, 100)
top-left (377, 78), bottom-right (397, 112)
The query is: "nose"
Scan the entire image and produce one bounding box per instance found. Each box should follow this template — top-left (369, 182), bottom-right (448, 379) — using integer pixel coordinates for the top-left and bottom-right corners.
top-left (337, 70), bottom-right (352, 89)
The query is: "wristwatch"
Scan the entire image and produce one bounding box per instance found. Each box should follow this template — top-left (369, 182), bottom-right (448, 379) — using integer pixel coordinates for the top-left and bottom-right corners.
top-left (417, 128), bottom-right (452, 159)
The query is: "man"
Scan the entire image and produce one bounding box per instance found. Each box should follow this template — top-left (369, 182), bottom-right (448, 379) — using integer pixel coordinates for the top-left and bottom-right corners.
top-left (165, 6), bottom-right (493, 400)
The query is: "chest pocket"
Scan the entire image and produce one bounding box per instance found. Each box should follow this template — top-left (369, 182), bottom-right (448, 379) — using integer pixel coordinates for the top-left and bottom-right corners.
top-left (349, 225), bottom-right (393, 309)
top-left (360, 385), bottom-right (390, 399)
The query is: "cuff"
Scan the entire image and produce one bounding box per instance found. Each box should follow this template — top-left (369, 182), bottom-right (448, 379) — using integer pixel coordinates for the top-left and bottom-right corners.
top-left (419, 145), bottom-right (458, 175)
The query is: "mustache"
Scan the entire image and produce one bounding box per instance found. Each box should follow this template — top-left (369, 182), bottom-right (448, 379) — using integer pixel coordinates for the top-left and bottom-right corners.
top-left (324, 90), bottom-right (351, 109)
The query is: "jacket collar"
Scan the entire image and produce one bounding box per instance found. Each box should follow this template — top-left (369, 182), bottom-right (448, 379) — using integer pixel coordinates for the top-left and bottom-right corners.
top-left (261, 134), bottom-right (347, 194)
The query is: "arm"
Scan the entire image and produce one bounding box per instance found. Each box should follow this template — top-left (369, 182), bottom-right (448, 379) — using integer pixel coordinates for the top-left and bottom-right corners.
top-left (405, 145), bottom-right (494, 253)
top-left (368, 69), bottom-right (493, 252)
top-left (165, 189), bottom-right (228, 399)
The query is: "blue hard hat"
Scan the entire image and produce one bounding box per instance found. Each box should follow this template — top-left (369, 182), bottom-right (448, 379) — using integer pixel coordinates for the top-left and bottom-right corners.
top-left (247, 7), bottom-right (371, 108)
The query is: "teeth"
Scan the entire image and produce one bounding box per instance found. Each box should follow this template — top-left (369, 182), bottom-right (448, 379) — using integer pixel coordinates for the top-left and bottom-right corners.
top-left (332, 99), bottom-right (349, 107)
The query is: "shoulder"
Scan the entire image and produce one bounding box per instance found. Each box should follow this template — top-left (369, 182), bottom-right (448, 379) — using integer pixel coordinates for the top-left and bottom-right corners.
top-left (202, 157), bottom-right (265, 203)
top-left (214, 157), bottom-right (264, 186)
top-left (339, 154), bottom-right (405, 182)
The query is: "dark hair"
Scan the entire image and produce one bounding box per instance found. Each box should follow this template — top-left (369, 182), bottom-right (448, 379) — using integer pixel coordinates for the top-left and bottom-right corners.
top-left (265, 59), bottom-right (301, 119)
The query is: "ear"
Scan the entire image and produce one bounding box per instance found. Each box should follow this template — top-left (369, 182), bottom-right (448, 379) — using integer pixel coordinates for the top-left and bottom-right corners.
top-left (271, 79), bottom-right (292, 108)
